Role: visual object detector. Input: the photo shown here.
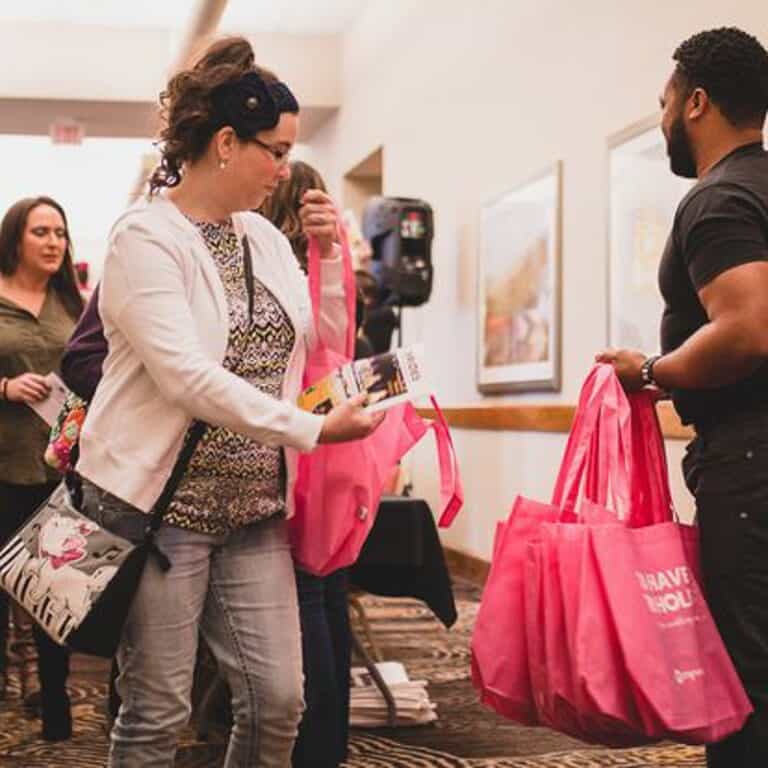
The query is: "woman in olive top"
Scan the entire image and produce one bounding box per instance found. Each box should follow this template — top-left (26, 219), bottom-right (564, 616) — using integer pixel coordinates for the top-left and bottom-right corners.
top-left (0, 196), bottom-right (84, 741)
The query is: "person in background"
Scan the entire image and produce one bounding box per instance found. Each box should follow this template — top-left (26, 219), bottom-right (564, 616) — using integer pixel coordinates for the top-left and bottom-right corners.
top-left (0, 195), bottom-right (84, 741)
top-left (61, 284), bottom-right (104, 402)
top-left (597, 27), bottom-right (768, 767)
top-left (353, 270), bottom-right (376, 359)
top-left (60, 281), bottom-right (118, 731)
top-left (261, 159), bottom-right (356, 768)
top-left (74, 37), bottom-right (382, 768)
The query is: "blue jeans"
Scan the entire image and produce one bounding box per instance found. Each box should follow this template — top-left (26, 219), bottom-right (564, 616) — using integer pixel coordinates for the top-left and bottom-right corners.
top-left (292, 568), bottom-right (351, 768)
top-left (81, 481), bottom-right (304, 768)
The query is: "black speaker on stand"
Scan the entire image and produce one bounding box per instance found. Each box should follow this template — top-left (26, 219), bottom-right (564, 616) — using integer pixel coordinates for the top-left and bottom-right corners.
top-left (362, 196), bottom-right (434, 350)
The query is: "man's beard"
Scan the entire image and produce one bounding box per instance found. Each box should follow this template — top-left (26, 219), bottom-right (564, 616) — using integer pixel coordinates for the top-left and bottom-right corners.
top-left (666, 114), bottom-right (697, 178)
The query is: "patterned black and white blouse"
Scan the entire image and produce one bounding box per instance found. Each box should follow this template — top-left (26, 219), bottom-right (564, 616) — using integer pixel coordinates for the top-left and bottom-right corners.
top-left (166, 217), bottom-right (296, 534)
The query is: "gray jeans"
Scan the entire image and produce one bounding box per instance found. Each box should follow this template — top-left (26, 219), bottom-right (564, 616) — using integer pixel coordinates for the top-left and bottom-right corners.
top-left (81, 480), bottom-right (304, 768)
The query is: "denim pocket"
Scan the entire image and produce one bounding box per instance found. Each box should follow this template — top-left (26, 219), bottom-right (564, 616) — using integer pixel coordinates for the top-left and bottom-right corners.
top-left (81, 480), bottom-right (147, 545)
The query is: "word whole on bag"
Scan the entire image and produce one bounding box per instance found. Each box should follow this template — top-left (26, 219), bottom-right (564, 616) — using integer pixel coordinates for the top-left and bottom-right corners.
top-left (471, 364), bottom-right (752, 745)
top-left (0, 422), bottom-right (206, 658)
top-left (289, 230), bottom-right (463, 577)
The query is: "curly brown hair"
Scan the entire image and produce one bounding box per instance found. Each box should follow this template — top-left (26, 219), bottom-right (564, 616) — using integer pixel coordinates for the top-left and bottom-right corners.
top-left (0, 196), bottom-right (84, 320)
top-left (259, 161), bottom-right (327, 271)
top-left (149, 36), bottom-right (279, 193)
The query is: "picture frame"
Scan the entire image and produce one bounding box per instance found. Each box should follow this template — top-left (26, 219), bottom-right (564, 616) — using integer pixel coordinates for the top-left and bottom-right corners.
top-left (476, 162), bottom-right (562, 393)
top-left (606, 115), bottom-right (693, 351)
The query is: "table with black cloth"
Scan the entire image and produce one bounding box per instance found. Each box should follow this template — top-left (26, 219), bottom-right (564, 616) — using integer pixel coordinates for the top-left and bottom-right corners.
top-left (349, 496), bottom-right (457, 629)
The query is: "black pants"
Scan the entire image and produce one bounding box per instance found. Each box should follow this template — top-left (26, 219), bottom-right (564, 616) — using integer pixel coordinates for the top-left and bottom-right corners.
top-left (292, 567), bottom-right (351, 768)
top-left (683, 413), bottom-right (768, 767)
top-left (0, 481), bottom-right (71, 734)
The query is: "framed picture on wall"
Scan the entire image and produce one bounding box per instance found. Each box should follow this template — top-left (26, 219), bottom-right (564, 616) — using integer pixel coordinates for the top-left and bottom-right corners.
top-left (607, 115), bottom-right (694, 351)
top-left (476, 162), bottom-right (562, 393)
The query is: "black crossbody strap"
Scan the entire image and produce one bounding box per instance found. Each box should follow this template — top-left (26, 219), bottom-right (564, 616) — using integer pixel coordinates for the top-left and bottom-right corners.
top-left (242, 234), bottom-right (255, 320)
top-left (146, 420), bottom-right (207, 536)
top-left (144, 421), bottom-right (208, 571)
top-left (141, 420), bottom-right (207, 571)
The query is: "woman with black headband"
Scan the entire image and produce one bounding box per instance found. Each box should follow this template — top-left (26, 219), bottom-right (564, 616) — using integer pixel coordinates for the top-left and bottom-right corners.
top-left (75, 36), bottom-right (383, 767)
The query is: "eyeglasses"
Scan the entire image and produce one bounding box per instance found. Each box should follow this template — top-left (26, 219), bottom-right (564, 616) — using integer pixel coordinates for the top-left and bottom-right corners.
top-left (249, 137), bottom-right (291, 167)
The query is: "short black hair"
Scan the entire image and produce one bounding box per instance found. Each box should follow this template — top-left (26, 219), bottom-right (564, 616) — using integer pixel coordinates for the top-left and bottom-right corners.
top-left (673, 27), bottom-right (768, 128)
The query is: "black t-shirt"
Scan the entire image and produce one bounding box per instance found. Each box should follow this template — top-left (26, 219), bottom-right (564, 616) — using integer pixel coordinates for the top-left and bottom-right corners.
top-left (658, 142), bottom-right (768, 427)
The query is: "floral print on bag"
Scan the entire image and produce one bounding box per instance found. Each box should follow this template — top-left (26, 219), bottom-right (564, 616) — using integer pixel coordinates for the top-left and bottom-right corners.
top-left (44, 392), bottom-right (88, 474)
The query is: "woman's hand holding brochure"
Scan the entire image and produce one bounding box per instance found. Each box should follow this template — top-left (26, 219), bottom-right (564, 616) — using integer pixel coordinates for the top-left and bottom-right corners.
top-left (318, 393), bottom-right (385, 444)
top-left (299, 344), bottom-right (429, 416)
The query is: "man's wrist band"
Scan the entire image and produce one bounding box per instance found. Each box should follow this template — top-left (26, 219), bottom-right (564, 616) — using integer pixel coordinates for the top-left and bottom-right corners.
top-left (640, 355), bottom-right (662, 386)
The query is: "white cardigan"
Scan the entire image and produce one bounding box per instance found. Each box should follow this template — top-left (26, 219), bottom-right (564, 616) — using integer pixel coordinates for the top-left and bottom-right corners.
top-left (78, 194), bottom-right (346, 515)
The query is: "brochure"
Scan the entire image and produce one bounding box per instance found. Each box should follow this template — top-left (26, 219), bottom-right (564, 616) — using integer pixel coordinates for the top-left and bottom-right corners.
top-left (26, 372), bottom-right (71, 427)
top-left (298, 344), bottom-right (428, 415)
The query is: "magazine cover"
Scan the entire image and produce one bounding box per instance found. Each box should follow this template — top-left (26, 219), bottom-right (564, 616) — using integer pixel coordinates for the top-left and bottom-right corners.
top-left (298, 344), bottom-right (428, 415)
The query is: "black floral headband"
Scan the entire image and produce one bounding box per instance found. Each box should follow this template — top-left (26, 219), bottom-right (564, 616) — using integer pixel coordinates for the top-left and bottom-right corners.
top-left (211, 72), bottom-right (299, 139)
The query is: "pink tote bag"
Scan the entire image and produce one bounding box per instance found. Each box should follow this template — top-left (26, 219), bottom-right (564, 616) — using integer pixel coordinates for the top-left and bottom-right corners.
top-left (534, 372), bottom-right (751, 744)
top-left (290, 232), bottom-right (463, 576)
top-left (530, 377), bottom-right (653, 744)
top-left (474, 364), bottom-right (750, 744)
top-left (589, 521), bottom-right (752, 743)
top-left (471, 365), bottom-right (622, 724)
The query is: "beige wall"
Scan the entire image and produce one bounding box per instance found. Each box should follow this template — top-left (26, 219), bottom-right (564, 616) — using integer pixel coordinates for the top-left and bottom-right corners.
top-left (308, 0), bottom-right (768, 559)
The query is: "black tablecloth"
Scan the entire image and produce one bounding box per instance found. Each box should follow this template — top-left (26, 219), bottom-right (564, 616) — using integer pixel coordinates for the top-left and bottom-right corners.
top-left (349, 496), bottom-right (457, 628)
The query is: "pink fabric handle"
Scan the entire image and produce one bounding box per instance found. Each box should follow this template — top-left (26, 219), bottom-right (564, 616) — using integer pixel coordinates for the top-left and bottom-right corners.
top-left (307, 214), bottom-right (357, 358)
top-left (428, 396), bottom-right (464, 527)
top-left (626, 390), bottom-right (675, 526)
top-left (550, 365), bottom-right (607, 509)
top-left (554, 365), bottom-right (675, 527)
top-left (584, 373), bottom-right (632, 516)
top-left (552, 365), bottom-right (623, 514)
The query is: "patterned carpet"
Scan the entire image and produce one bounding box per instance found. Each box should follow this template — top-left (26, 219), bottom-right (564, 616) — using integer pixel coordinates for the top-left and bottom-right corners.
top-left (0, 586), bottom-right (706, 767)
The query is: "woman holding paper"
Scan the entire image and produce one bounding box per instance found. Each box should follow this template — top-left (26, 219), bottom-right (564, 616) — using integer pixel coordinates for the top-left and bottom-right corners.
top-left (74, 36), bottom-right (382, 767)
top-left (0, 195), bottom-right (83, 739)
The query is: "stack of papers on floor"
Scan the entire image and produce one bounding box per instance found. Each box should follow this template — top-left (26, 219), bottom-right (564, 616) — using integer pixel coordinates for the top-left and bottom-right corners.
top-left (349, 661), bottom-right (437, 727)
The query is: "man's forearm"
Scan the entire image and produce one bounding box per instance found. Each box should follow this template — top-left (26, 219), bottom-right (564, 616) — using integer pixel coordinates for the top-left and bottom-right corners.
top-left (654, 319), bottom-right (766, 390)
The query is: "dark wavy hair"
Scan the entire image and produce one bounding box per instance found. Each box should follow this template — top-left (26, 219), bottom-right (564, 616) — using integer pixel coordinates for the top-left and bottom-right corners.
top-left (259, 160), bottom-right (327, 272)
top-left (149, 36), bottom-right (279, 193)
top-left (0, 196), bottom-right (84, 320)
top-left (673, 27), bottom-right (768, 128)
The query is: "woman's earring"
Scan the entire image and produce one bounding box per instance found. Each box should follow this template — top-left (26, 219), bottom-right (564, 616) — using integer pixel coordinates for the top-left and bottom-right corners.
top-left (219, 160), bottom-right (227, 170)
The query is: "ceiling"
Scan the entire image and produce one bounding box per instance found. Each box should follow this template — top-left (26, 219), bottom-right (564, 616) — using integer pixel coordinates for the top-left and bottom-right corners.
top-left (0, 0), bottom-right (198, 28)
top-left (220, 0), bottom-right (369, 34)
top-left (0, 0), bottom-right (370, 34)
top-left (0, 0), bottom-right (369, 141)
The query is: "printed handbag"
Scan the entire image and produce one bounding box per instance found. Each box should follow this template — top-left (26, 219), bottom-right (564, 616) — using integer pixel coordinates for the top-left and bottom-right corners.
top-left (44, 392), bottom-right (88, 474)
top-left (0, 422), bottom-right (205, 658)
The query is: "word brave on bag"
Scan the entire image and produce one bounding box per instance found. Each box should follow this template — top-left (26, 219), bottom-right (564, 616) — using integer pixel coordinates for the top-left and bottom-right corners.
top-left (635, 565), bottom-right (696, 615)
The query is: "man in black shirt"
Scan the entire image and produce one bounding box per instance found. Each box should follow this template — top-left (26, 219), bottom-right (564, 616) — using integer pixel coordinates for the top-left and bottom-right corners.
top-left (598, 27), bottom-right (768, 766)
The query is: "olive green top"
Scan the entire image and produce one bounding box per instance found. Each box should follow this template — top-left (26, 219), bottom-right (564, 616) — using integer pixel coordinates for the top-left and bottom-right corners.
top-left (0, 289), bottom-right (75, 485)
